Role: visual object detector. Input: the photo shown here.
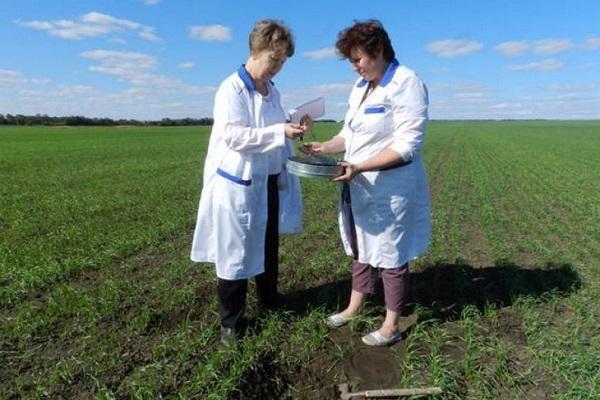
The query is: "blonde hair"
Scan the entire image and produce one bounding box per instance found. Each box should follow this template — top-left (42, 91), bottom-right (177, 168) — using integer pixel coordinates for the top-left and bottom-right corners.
top-left (249, 19), bottom-right (295, 57)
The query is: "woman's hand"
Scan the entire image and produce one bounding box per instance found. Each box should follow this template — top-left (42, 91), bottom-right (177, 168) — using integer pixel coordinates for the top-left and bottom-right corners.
top-left (284, 123), bottom-right (306, 139)
top-left (300, 141), bottom-right (324, 155)
top-left (332, 161), bottom-right (361, 182)
top-left (301, 135), bottom-right (345, 155)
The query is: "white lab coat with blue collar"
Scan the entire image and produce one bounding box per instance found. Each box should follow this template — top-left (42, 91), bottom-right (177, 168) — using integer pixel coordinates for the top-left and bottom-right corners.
top-left (190, 66), bottom-right (303, 280)
top-left (336, 60), bottom-right (431, 269)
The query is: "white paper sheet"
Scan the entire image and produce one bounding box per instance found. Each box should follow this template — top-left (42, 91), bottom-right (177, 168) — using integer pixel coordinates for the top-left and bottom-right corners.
top-left (289, 97), bottom-right (325, 124)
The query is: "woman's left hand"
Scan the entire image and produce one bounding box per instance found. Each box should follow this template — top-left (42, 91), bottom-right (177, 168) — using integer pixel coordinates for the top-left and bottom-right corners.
top-left (332, 161), bottom-right (361, 182)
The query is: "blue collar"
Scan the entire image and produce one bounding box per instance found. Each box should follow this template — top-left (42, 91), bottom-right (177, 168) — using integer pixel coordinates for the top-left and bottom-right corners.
top-left (356, 58), bottom-right (399, 88)
top-left (237, 64), bottom-right (256, 91)
top-left (237, 64), bottom-right (275, 92)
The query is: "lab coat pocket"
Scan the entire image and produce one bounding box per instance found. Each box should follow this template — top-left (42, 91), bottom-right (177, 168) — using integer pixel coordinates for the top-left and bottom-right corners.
top-left (217, 149), bottom-right (253, 183)
top-left (216, 168), bottom-right (252, 186)
top-left (213, 169), bottom-right (258, 214)
top-left (361, 104), bottom-right (386, 133)
top-left (364, 106), bottom-right (386, 114)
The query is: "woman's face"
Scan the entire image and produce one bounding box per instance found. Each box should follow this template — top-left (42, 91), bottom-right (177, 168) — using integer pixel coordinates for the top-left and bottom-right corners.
top-left (250, 47), bottom-right (288, 82)
top-left (349, 47), bottom-right (387, 84)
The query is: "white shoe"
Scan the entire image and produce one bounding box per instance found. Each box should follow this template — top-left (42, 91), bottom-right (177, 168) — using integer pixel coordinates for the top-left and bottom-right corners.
top-left (361, 330), bottom-right (403, 346)
top-left (325, 313), bottom-right (352, 328)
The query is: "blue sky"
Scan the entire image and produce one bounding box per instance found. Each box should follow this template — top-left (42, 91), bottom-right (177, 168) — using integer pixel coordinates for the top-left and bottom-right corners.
top-left (1, 0), bottom-right (599, 120)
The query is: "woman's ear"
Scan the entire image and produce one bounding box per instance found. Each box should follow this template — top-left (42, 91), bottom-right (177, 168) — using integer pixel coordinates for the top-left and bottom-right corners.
top-left (249, 49), bottom-right (262, 61)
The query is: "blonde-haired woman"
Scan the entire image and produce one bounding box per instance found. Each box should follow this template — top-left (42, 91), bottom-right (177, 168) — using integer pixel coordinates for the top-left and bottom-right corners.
top-left (191, 20), bottom-right (310, 343)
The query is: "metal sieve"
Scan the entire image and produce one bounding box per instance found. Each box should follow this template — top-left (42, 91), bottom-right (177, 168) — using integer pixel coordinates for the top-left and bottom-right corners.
top-left (286, 155), bottom-right (343, 179)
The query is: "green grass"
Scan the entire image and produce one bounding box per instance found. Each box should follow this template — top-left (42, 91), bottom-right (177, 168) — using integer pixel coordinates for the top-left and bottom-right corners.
top-left (1, 121), bottom-right (599, 399)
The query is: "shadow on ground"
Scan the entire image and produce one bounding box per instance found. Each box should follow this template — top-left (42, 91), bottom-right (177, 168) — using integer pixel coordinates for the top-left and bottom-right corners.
top-left (284, 259), bottom-right (581, 321)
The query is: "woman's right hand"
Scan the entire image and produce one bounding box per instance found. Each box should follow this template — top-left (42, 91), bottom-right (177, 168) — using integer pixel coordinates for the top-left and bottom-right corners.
top-left (300, 141), bottom-right (324, 155)
top-left (284, 123), bottom-right (306, 139)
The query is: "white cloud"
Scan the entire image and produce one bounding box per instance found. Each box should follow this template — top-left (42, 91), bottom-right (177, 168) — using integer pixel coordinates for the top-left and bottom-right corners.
top-left (489, 102), bottom-right (511, 109)
top-left (532, 39), bottom-right (573, 55)
top-left (507, 58), bottom-right (564, 71)
top-left (81, 11), bottom-right (140, 30)
top-left (0, 68), bottom-right (49, 85)
top-left (16, 11), bottom-right (163, 43)
top-left (18, 20), bottom-right (53, 30)
top-left (0, 68), bottom-right (26, 84)
top-left (428, 82), bottom-right (488, 94)
top-left (82, 50), bottom-right (157, 70)
top-left (0, 80), bottom-right (219, 120)
top-left (128, 74), bottom-right (179, 86)
top-left (189, 25), bottom-right (232, 41)
top-left (142, 0), bottom-right (160, 5)
top-left (429, 91), bottom-right (600, 120)
top-left (454, 92), bottom-right (484, 99)
top-left (543, 83), bottom-right (599, 93)
top-left (138, 27), bottom-right (162, 43)
top-left (57, 85), bottom-right (95, 96)
top-left (79, 50), bottom-right (217, 93)
top-left (182, 86), bottom-right (218, 95)
top-left (309, 83), bottom-right (351, 95)
top-left (303, 47), bottom-right (337, 60)
top-left (177, 62), bottom-right (196, 69)
top-left (495, 41), bottom-right (529, 57)
top-left (426, 39), bottom-right (483, 58)
top-left (497, 38), bottom-right (598, 56)
top-left (81, 50), bottom-right (178, 86)
top-left (582, 37), bottom-right (600, 51)
top-left (16, 89), bottom-right (44, 97)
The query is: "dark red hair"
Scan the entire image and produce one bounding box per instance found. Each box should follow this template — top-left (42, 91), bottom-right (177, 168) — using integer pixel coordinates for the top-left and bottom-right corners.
top-left (335, 20), bottom-right (395, 62)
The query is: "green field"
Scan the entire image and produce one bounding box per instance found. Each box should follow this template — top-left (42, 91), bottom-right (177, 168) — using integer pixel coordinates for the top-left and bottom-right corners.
top-left (1, 121), bottom-right (599, 399)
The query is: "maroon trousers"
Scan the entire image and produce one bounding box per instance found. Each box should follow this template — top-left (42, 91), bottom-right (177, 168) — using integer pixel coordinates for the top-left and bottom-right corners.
top-left (342, 183), bottom-right (410, 313)
top-left (351, 260), bottom-right (409, 313)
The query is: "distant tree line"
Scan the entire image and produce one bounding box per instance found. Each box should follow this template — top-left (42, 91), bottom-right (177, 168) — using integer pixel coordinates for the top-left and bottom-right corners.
top-left (0, 114), bottom-right (214, 126)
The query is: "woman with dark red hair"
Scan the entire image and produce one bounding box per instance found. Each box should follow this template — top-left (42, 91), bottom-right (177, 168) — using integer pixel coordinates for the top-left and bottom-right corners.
top-left (303, 20), bottom-right (431, 346)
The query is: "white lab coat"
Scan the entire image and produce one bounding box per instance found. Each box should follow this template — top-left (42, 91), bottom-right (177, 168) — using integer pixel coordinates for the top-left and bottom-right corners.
top-left (337, 60), bottom-right (431, 269)
top-left (190, 66), bottom-right (303, 280)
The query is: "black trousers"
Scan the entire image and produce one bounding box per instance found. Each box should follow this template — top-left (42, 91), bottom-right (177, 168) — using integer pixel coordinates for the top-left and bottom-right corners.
top-left (218, 174), bottom-right (280, 329)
